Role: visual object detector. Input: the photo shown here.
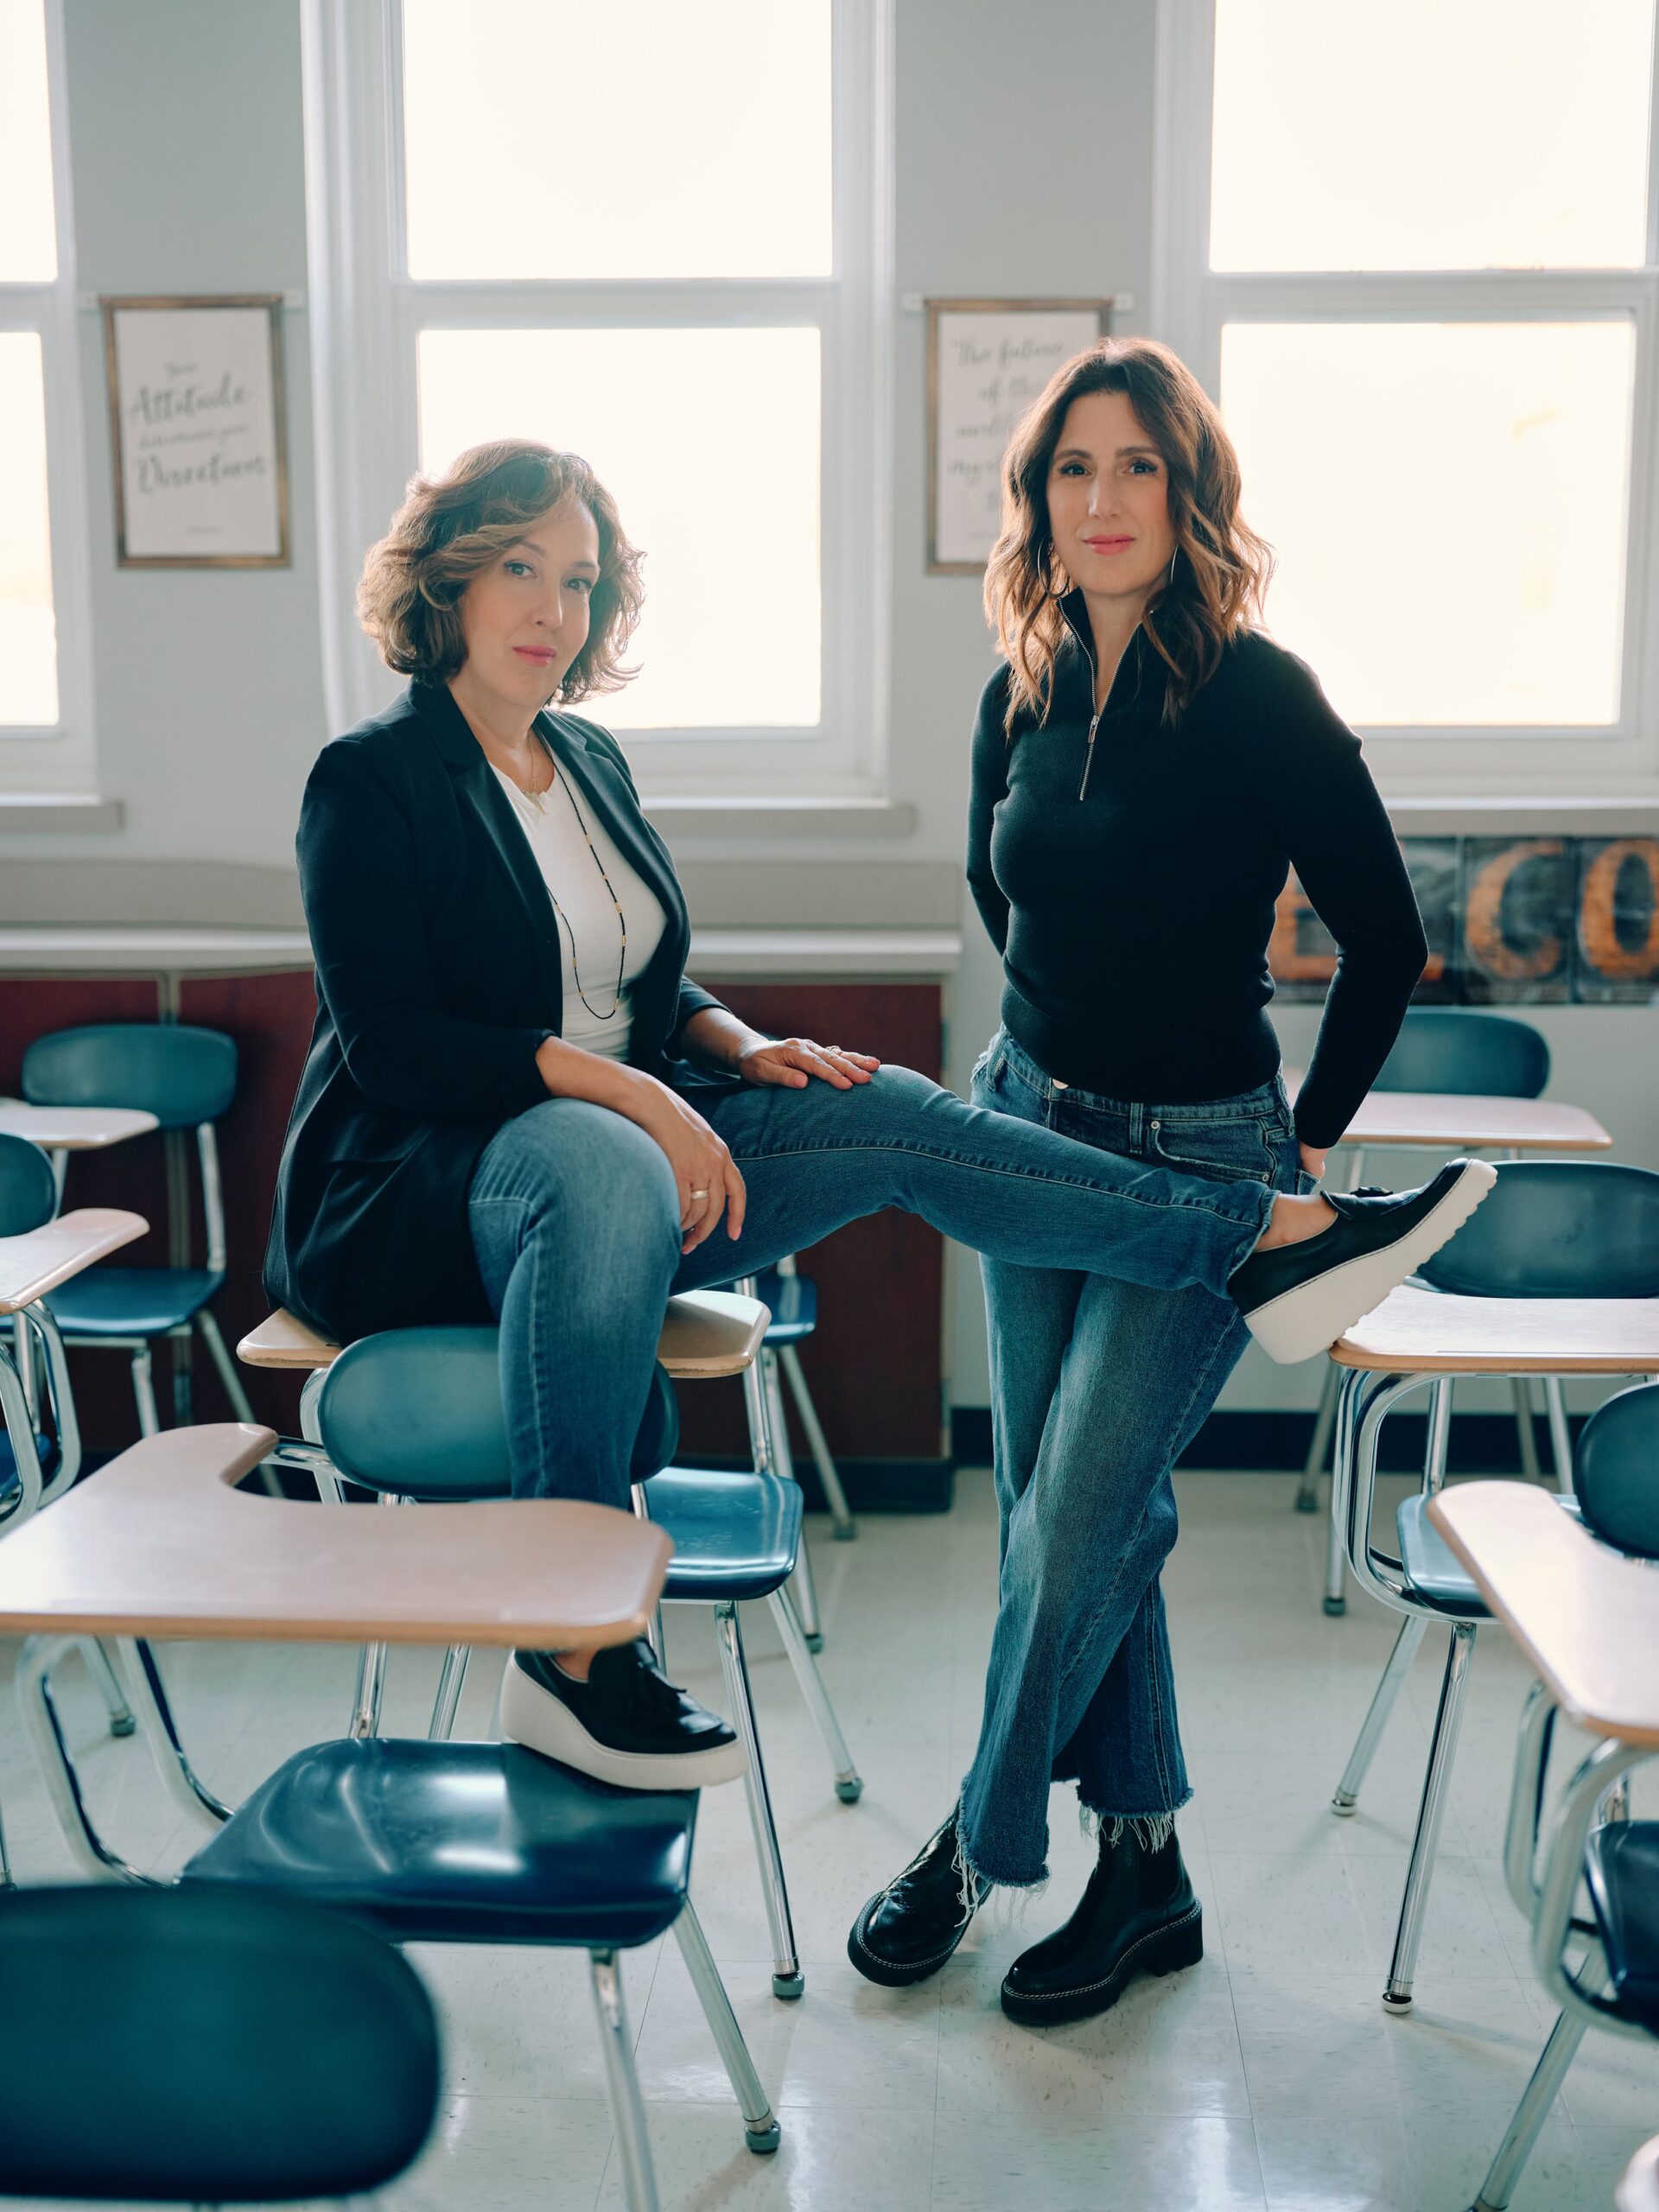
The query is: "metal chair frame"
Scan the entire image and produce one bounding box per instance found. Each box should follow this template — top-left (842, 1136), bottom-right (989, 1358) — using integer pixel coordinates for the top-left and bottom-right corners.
top-left (1325, 1362), bottom-right (1647, 2012)
top-left (48, 1118), bottom-right (258, 1440)
top-left (272, 1342), bottom-right (862, 2002)
top-left (16, 1630), bottom-right (778, 2212)
top-left (1461, 1689), bottom-right (1655, 2211)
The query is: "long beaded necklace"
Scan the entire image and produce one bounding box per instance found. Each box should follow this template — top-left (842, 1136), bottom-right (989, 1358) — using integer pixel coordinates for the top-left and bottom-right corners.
top-left (507, 747), bottom-right (627, 1023)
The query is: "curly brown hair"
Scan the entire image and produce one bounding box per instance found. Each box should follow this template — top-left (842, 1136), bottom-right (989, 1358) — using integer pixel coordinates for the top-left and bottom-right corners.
top-left (357, 439), bottom-right (645, 701)
top-left (983, 338), bottom-right (1274, 732)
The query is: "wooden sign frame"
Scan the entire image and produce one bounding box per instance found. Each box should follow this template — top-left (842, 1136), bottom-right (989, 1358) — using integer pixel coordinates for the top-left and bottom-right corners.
top-left (101, 294), bottom-right (290, 569)
top-left (925, 296), bottom-right (1113, 575)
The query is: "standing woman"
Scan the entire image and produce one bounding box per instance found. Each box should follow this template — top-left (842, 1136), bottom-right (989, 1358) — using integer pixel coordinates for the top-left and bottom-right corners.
top-left (270, 437), bottom-right (1480, 1801)
top-left (849, 340), bottom-right (1435, 2022)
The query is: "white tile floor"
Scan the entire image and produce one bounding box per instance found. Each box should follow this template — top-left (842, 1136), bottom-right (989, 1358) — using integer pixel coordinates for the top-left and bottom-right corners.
top-left (3, 1465), bottom-right (1656, 2211)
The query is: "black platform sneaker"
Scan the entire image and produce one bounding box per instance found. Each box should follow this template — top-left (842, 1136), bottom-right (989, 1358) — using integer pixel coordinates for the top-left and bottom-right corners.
top-left (499, 1641), bottom-right (747, 1790)
top-left (847, 1806), bottom-right (988, 1987)
top-left (1229, 1159), bottom-right (1496, 1364)
top-left (1001, 1825), bottom-right (1203, 2026)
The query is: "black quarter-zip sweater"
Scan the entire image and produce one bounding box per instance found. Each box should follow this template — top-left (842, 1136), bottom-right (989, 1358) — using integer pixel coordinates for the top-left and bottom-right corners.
top-left (965, 602), bottom-right (1428, 1152)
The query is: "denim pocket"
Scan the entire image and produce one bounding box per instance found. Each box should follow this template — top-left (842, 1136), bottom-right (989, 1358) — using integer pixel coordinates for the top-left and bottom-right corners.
top-left (1147, 1114), bottom-right (1277, 1186)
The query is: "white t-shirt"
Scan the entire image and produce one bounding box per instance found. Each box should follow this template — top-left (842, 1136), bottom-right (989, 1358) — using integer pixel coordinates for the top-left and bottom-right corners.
top-left (492, 761), bottom-right (667, 1061)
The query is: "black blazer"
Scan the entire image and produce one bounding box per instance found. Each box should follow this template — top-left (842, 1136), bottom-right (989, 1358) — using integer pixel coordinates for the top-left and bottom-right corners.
top-left (263, 678), bottom-right (732, 1343)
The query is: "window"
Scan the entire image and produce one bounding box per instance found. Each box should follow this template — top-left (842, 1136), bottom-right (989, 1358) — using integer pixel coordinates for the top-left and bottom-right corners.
top-left (303, 0), bottom-right (891, 795)
top-left (1155, 0), bottom-right (1659, 791)
top-left (0, 0), bottom-right (96, 790)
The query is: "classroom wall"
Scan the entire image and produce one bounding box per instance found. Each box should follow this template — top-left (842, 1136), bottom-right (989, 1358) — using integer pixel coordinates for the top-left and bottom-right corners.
top-left (8, 0), bottom-right (1653, 1418)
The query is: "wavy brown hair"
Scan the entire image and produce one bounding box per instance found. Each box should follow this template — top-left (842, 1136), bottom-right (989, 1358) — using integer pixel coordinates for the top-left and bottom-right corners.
top-left (357, 439), bottom-right (644, 701)
top-left (984, 338), bottom-right (1273, 732)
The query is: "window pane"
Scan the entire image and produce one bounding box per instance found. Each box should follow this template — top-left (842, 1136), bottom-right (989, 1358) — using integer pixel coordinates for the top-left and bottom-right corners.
top-left (0, 334), bottom-right (58, 726)
top-left (1211, 0), bottom-right (1655, 271)
top-left (0, 0), bottom-right (56, 281)
top-left (417, 327), bottom-right (821, 728)
top-left (402, 0), bottom-right (832, 280)
top-left (1220, 321), bottom-right (1633, 726)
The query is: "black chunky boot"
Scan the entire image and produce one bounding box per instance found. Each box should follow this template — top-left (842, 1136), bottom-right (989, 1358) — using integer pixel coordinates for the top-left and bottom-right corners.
top-left (847, 1807), bottom-right (988, 1987)
top-left (1001, 1822), bottom-right (1202, 2025)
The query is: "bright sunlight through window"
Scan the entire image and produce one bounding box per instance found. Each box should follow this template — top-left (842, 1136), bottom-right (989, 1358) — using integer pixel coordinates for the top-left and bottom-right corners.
top-left (402, 0), bottom-right (832, 282)
top-left (1221, 320), bottom-right (1635, 727)
top-left (1210, 0), bottom-right (1654, 272)
top-left (418, 326), bottom-right (823, 729)
top-left (0, 334), bottom-right (60, 727)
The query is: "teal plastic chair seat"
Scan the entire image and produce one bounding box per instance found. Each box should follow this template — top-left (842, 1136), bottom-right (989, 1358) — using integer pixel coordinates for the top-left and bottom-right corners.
top-left (651, 1466), bottom-right (803, 1602)
top-left (1395, 1495), bottom-right (1488, 1618)
top-left (0, 1885), bottom-right (438, 2203)
top-left (184, 1740), bottom-right (696, 1948)
top-left (47, 1265), bottom-right (224, 1337)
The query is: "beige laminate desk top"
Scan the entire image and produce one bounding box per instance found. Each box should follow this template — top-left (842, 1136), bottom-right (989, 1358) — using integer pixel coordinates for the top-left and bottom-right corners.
top-left (0, 1422), bottom-right (671, 1649)
top-left (0, 1102), bottom-right (160, 1150)
top-left (1283, 1073), bottom-right (1611, 1154)
top-left (0, 1209), bottom-right (149, 1315)
top-left (239, 1287), bottom-right (770, 1382)
top-left (1332, 1284), bottom-right (1659, 1376)
top-left (1429, 1481), bottom-right (1659, 1746)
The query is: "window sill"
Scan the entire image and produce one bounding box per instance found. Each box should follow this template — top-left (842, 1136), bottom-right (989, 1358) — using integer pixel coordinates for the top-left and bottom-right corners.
top-left (0, 794), bottom-right (124, 833)
top-left (1383, 795), bottom-right (1659, 835)
top-left (642, 797), bottom-right (917, 839)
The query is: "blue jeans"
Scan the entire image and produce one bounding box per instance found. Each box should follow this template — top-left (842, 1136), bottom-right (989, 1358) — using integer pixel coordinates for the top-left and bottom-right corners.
top-left (957, 1031), bottom-right (1306, 1888)
top-left (467, 1062), bottom-right (1277, 1510)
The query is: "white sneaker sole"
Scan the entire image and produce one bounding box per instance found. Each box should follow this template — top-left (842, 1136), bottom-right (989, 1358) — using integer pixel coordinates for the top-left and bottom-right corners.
top-left (1244, 1160), bottom-right (1497, 1366)
top-left (498, 1661), bottom-right (748, 1791)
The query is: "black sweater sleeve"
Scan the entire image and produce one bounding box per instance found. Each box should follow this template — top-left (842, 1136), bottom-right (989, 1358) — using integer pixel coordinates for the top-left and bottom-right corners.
top-left (298, 741), bottom-right (555, 1121)
top-left (1261, 655), bottom-right (1428, 1150)
top-left (966, 666), bottom-right (1014, 956)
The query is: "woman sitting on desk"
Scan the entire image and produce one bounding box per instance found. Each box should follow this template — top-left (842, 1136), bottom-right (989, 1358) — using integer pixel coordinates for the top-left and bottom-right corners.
top-left (264, 438), bottom-right (1489, 1795)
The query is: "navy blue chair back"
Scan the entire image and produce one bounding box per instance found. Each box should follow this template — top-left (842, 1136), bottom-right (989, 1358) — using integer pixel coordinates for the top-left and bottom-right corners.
top-left (1373, 1009), bottom-right (1549, 1098)
top-left (317, 1325), bottom-right (678, 1498)
top-left (0, 1885), bottom-right (438, 2202)
top-left (1419, 1160), bottom-right (1659, 1300)
top-left (0, 1133), bottom-right (58, 1237)
top-left (22, 1023), bottom-right (237, 1128)
top-left (1573, 1383), bottom-right (1659, 1562)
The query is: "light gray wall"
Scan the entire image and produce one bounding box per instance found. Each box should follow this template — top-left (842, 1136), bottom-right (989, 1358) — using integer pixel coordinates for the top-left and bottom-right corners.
top-left (4, 0), bottom-right (328, 867)
top-left (12, 0), bottom-right (1654, 1416)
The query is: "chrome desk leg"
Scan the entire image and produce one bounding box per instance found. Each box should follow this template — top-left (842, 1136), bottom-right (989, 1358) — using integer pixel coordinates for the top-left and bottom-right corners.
top-left (1424, 1379), bottom-right (1453, 1493)
top-left (1511, 1376), bottom-right (1542, 1481)
top-left (1324, 1370), bottom-right (1363, 1616)
top-left (130, 1343), bottom-right (160, 1437)
top-left (349, 1495), bottom-right (405, 1739)
top-left (196, 1309), bottom-right (282, 1498)
top-left (760, 1347), bottom-right (824, 1654)
top-left (79, 1639), bottom-right (137, 1737)
top-left (1543, 1377), bottom-right (1574, 1497)
top-left (1383, 1620), bottom-right (1477, 2012)
top-left (779, 1343), bottom-right (855, 1539)
top-left (1470, 1980), bottom-right (1602, 2211)
top-left (629, 1481), bottom-right (669, 1669)
top-left (715, 1598), bottom-right (803, 1999)
top-left (1297, 1362), bottom-right (1341, 1514)
top-left (742, 1337), bottom-right (823, 1653)
top-left (671, 1902), bottom-right (782, 2153)
top-left (588, 1952), bottom-right (660, 2212)
top-left (120, 1638), bottom-right (232, 1831)
top-left (1331, 1615), bottom-right (1428, 1816)
top-left (428, 1646), bottom-right (470, 1741)
top-left (17, 1637), bottom-right (149, 1884)
top-left (766, 1583), bottom-right (862, 1802)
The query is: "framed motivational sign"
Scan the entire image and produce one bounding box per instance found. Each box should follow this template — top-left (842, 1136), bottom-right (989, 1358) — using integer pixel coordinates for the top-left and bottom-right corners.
top-left (101, 295), bottom-right (289, 568)
top-left (926, 297), bottom-right (1112, 574)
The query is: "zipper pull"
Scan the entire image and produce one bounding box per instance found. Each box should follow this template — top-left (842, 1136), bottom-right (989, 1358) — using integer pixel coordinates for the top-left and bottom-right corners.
top-left (1077, 710), bottom-right (1102, 802)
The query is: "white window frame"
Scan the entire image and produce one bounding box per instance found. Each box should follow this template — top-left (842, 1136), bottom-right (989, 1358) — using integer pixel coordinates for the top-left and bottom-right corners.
top-left (301, 0), bottom-right (893, 799)
top-left (1153, 0), bottom-right (1659, 798)
top-left (0, 0), bottom-right (98, 792)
